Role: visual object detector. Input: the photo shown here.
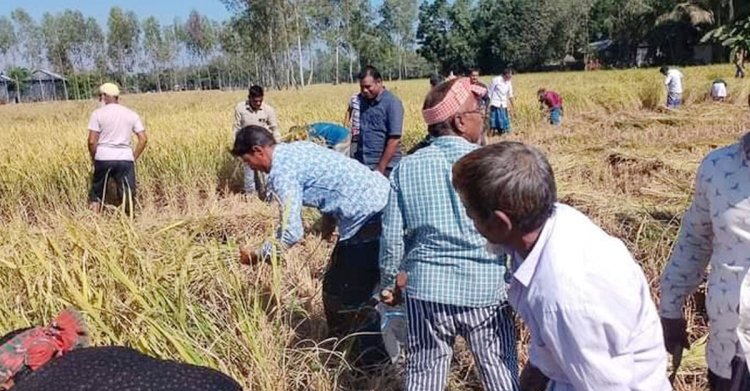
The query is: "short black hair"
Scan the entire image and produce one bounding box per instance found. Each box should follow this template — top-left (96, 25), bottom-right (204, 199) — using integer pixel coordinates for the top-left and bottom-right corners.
top-left (248, 85), bottom-right (264, 98)
top-left (502, 68), bottom-right (513, 76)
top-left (429, 74), bottom-right (442, 87)
top-left (230, 125), bottom-right (276, 156)
top-left (358, 65), bottom-right (382, 82)
top-left (468, 68), bottom-right (480, 74)
top-left (659, 66), bottom-right (669, 74)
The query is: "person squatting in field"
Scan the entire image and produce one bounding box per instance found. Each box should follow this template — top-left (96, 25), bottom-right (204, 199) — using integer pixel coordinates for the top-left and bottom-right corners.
top-left (452, 141), bottom-right (672, 390)
top-left (0, 309), bottom-right (242, 391)
top-left (231, 125), bottom-right (390, 368)
top-left (86, 82), bottom-right (148, 215)
top-left (378, 77), bottom-right (519, 391)
top-left (537, 88), bottom-right (563, 125)
top-left (285, 122), bottom-right (351, 155)
top-left (232, 85), bottom-right (280, 198)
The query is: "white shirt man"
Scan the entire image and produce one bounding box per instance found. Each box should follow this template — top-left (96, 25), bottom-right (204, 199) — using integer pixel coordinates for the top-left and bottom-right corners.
top-left (488, 75), bottom-right (514, 109)
top-left (662, 67), bottom-right (684, 108)
top-left (509, 204), bottom-right (671, 391)
top-left (711, 79), bottom-right (728, 101)
top-left (660, 133), bottom-right (750, 386)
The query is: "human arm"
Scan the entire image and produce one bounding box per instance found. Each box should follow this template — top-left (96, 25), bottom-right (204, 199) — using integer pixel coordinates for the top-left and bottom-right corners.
top-left (87, 131), bottom-right (99, 162)
top-left (344, 103), bottom-right (353, 127)
top-left (378, 171), bottom-right (406, 303)
top-left (659, 161), bottom-right (713, 354)
top-left (267, 106), bottom-right (281, 142)
top-left (376, 98), bottom-right (404, 173)
top-left (320, 213), bottom-right (337, 242)
top-left (232, 104), bottom-right (242, 134)
top-left (133, 132), bottom-right (148, 161)
top-left (247, 175), bottom-right (305, 264)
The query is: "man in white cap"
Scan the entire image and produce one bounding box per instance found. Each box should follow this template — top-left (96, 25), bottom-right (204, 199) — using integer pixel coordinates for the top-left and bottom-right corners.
top-left (86, 82), bottom-right (148, 214)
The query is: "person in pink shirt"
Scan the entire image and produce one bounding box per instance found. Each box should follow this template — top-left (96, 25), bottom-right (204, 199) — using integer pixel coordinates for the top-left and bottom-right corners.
top-left (537, 88), bottom-right (563, 126)
top-left (86, 83), bottom-right (148, 214)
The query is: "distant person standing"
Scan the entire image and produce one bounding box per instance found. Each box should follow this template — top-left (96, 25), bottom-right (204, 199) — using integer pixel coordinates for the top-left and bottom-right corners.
top-left (355, 66), bottom-right (404, 177)
top-left (660, 66), bottom-right (684, 109)
top-left (711, 79), bottom-right (728, 102)
top-left (344, 92), bottom-right (361, 157)
top-left (735, 49), bottom-right (746, 79)
top-left (87, 83), bottom-right (148, 214)
top-left (488, 68), bottom-right (515, 135)
top-left (537, 88), bottom-right (563, 125)
top-left (232, 85), bottom-right (280, 196)
top-left (429, 74), bottom-right (442, 88)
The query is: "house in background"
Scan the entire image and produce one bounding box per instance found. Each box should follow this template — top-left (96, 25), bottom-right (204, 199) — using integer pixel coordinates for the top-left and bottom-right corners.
top-left (0, 74), bottom-right (12, 104)
top-left (27, 69), bottom-right (69, 102)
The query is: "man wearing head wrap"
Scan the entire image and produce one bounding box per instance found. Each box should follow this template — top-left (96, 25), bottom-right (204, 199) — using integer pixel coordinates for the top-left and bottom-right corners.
top-left (86, 83), bottom-right (148, 214)
top-left (379, 78), bottom-right (519, 391)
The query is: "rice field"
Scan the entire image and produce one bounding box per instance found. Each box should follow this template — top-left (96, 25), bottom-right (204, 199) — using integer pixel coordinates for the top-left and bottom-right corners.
top-left (1, 65), bottom-right (749, 390)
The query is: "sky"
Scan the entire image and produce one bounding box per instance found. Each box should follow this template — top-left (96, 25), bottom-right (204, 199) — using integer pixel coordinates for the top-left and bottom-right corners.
top-left (1, 0), bottom-right (232, 25)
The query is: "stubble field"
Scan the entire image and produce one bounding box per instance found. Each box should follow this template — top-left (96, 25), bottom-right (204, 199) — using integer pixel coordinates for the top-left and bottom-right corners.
top-left (1, 65), bottom-right (749, 390)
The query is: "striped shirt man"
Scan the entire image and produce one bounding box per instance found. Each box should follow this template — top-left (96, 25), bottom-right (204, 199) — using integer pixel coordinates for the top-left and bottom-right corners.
top-left (380, 135), bottom-right (517, 390)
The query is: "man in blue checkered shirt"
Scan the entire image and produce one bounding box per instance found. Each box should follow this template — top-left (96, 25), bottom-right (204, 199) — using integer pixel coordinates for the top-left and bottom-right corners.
top-left (379, 78), bottom-right (518, 391)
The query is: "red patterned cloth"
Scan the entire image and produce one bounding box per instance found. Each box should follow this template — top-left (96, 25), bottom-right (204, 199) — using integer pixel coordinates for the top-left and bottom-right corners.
top-left (0, 309), bottom-right (88, 390)
top-left (422, 77), bottom-right (488, 125)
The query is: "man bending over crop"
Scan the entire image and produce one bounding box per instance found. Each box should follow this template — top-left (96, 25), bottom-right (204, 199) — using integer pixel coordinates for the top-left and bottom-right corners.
top-left (231, 126), bottom-right (389, 368)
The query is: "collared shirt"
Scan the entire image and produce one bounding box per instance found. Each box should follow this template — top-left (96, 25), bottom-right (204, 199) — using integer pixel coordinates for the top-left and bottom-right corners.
top-left (88, 103), bottom-right (145, 161)
top-left (355, 90), bottom-right (404, 169)
top-left (379, 136), bottom-right (507, 307)
top-left (488, 76), bottom-right (514, 108)
top-left (541, 91), bottom-right (563, 109)
top-left (510, 204), bottom-right (670, 391)
top-left (232, 101), bottom-right (280, 141)
top-left (665, 69), bottom-right (684, 94)
top-left (262, 142), bottom-right (389, 255)
top-left (348, 93), bottom-right (360, 136)
top-left (660, 133), bottom-right (750, 379)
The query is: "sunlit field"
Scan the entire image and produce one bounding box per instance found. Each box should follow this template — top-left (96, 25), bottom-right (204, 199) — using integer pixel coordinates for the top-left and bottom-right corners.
top-left (1, 65), bottom-right (749, 390)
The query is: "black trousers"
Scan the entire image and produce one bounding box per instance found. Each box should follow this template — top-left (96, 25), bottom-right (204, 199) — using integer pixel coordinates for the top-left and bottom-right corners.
top-left (89, 160), bottom-right (136, 213)
top-left (321, 219), bottom-right (388, 369)
top-left (709, 358), bottom-right (750, 391)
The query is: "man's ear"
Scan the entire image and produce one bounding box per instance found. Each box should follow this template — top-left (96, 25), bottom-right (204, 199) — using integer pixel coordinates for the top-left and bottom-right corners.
top-left (251, 145), bottom-right (264, 155)
top-left (452, 115), bottom-right (466, 136)
top-left (493, 210), bottom-right (513, 234)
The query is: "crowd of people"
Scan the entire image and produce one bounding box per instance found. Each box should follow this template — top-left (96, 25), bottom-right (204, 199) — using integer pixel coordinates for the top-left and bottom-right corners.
top-left (76, 63), bottom-right (750, 391)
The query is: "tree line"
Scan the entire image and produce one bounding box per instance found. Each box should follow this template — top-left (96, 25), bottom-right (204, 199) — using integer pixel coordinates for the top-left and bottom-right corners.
top-left (0, 0), bottom-right (748, 99)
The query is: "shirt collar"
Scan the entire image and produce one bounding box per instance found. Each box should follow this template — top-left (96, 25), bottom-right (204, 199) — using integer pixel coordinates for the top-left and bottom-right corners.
top-left (431, 135), bottom-right (470, 146)
top-left (512, 204), bottom-right (558, 287)
top-left (246, 101), bottom-right (264, 112)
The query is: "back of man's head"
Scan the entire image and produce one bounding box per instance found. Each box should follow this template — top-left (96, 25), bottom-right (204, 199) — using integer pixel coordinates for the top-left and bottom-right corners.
top-left (231, 125), bottom-right (276, 156)
top-left (452, 142), bottom-right (557, 234)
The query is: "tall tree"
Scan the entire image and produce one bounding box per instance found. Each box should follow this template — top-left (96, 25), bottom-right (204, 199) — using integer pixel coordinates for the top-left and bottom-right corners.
top-left (107, 7), bottom-right (141, 89)
top-left (184, 10), bottom-right (216, 89)
top-left (10, 9), bottom-right (43, 70)
top-left (143, 16), bottom-right (167, 92)
top-left (0, 16), bottom-right (16, 70)
top-left (379, 0), bottom-right (418, 79)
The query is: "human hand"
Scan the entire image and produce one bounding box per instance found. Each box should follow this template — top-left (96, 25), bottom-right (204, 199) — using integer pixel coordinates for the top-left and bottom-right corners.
top-left (239, 246), bottom-right (260, 266)
top-left (380, 272), bottom-right (407, 305)
top-left (519, 364), bottom-right (549, 391)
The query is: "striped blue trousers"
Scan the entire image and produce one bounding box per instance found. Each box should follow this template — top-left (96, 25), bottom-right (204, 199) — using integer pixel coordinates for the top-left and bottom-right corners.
top-left (405, 297), bottom-right (519, 391)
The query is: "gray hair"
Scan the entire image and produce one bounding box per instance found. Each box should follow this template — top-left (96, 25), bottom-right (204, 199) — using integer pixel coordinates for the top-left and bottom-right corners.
top-left (452, 141), bottom-right (556, 233)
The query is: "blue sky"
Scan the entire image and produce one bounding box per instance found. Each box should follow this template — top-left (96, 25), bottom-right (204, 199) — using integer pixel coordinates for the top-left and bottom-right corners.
top-left (2, 0), bottom-right (232, 24)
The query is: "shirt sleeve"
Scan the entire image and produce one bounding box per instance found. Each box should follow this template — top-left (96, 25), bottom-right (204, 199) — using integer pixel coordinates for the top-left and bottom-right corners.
top-left (263, 173), bottom-right (304, 257)
top-left (664, 75), bottom-right (672, 86)
top-left (508, 82), bottom-right (514, 99)
top-left (659, 160), bottom-right (714, 319)
top-left (379, 168), bottom-right (406, 291)
top-left (535, 307), bottom-right (634, 390)
top-left (267, 106), bottom-right (281, 142)
top-left (87, 112), bottom-right (100, 132)
top-left (133, 115), bottom-right (145, 133)
top-left (232, 105), bottom-right (242, 134)
top-left (385, 98), bottom-right (404, 138)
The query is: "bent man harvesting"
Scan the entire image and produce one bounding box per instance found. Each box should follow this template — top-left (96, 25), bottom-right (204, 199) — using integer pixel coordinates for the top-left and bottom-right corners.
top-left (231, 126), bottom-right (389, 367)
